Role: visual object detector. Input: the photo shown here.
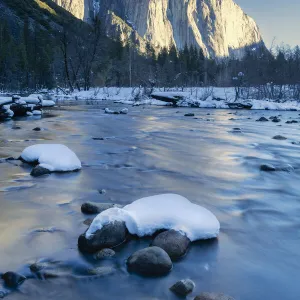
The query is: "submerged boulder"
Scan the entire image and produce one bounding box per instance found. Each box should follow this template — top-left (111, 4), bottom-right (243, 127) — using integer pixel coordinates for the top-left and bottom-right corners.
top-left (151, 230), bottom-right (190, 260)
top-left (127, 246), bottom-right (172, 276)
top-left (194, 293), bottom-right (235, 300)
top-left (170, 279), bottom-right (195, 296)
top-left (78, 221), bottom-right (127, 253)
top-left (93, 248), bottom-right (116, 260)
top-left (184, 113), bottom-right (195, 117)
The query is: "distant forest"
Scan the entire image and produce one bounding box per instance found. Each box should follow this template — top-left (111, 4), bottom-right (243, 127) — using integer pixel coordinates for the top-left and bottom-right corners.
top-left (0, 13), bottom-right (300, 98)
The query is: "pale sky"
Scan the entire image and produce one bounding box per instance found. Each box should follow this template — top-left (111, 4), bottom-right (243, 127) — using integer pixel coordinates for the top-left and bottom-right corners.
top-left (235, 0), bottom-right (300, 48)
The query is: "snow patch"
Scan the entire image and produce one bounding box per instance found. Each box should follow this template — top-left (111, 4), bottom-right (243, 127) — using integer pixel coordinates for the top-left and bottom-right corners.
top-left (86, 194), bottom-right (220, 241)
top-left (21, 144), bottom-right (81, 172)
top-left (32, 110), bottom-right (42, 115)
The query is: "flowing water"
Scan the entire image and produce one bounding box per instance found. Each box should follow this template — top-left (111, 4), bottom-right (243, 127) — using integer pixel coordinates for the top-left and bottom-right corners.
top-left (0, 103), bottom-right (300, 299)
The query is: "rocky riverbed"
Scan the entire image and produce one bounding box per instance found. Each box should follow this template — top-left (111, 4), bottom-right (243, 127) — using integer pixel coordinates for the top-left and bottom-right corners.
top-left (0, 102), bottom-right (300, 299)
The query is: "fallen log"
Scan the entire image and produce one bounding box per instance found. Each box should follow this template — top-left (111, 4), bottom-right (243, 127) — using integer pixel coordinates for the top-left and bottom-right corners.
top-left (151, 92), bottom-right (184, 105)
top-left (227, 102), bottom-right (252, 109)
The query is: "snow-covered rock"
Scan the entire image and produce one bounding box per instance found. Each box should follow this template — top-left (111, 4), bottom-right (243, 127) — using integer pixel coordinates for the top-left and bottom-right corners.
top-left (20, 144), bottom-right (81, 172)
top-left (32, 110), bottom-right (42, 115)
top-left (86, 194), bottom-right (220, 241)
top-left (120, 108), bottom-right (128, 114)
top-left (104, 108), bottom-right (116, 114)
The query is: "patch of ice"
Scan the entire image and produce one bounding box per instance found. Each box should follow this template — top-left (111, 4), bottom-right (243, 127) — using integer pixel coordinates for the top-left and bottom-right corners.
top-left (21, 144), bottom-right (81, 172)
top-left (86, 194), bottom-right (220, 241)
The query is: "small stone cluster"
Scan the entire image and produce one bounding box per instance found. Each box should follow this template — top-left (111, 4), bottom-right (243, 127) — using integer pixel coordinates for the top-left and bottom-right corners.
top-left (0, 95), bottom-right (43, 121)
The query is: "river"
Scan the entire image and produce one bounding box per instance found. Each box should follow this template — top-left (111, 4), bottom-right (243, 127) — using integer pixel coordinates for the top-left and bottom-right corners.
top-left (0, 103), bottom-right (299, 299)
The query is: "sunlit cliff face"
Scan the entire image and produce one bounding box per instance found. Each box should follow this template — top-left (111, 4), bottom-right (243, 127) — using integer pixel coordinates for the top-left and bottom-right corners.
top-left (52, 0), bottom-right (263, 58)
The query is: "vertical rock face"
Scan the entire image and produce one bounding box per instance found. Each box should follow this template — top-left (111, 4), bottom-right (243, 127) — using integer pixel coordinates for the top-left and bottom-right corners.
top-left (52, 0), bottom-right (264, 58)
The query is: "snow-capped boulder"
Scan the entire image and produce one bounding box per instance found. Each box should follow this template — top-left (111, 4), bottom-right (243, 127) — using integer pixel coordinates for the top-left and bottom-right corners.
top-left (0, 106), bottom-right (14, 120)
top-left (120, 108), bottom-right (128, 114)
top-left (151, 230), bottom-right (190, 260)
top-left (104, 108), bottom-right (117, 114)
top-left (20, 144), bottom-right (81, 173)
top-left (86, 194), bottom-right (220, 242)
top-left (127, 246), bottom-right (172, 276)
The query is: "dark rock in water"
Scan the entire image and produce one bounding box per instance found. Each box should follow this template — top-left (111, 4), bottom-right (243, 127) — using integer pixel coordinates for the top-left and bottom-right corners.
top-left (184, 113), bottom-right (195, 117)
top-left (272, 135), bottom-right (287, 140)
top-left (151, 230), bottom-right (190, 260)
top-left (30, 262), bottom-right (48, 273)
top-left (98, 189), bottom-right (106, 194)
top-left (30, 166), bottom-right (51, 177)
top-left (78, 221), bottom-right (127, 253)
top-left (233, 128), bottom-right (241, 131)
top-left (228, 118), bottom-right (235, 121)
top-left (81, 202), bottom-right (115, 215)
top-left (32, 127), bottom-right (41, 131)
top-left (1, 272), bottom-right (26, 288)
top-left (32, 105), bottom-right (42, 111)
top-left (194, 293), bottom-right (235, 300)
top-left (127, 246), bottom-right (172, 276)
top-left (271, 117), bottom-right (281, 123)
top-left (10, 104), bottom-right (27, 117)
top-left (286, 120), bottom-right (298, 124)
top-left (256, 117), bottom-right (269, 122)
top-left (170, 279), bottom-right (195, 296)
top-left (260, 164), bottom-right (276, 172)
top-left (81, 202), bottom-right (100, 214)
top-left (92, 137), bottom-right (105, 140)
top-left (93, 248), bottom-right (116, 260)
top-left (12, 126), bottom-right (21, 130)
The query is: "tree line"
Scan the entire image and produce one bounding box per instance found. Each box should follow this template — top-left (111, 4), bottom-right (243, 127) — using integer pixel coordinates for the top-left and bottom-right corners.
top-left (0, 16), bottom-right (300, 98)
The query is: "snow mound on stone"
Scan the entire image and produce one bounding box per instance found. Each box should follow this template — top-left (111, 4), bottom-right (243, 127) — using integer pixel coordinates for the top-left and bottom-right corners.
top-left (21, 144), bottom-right (81, 172)
top-left (86, 194), bottom-right (220, 241)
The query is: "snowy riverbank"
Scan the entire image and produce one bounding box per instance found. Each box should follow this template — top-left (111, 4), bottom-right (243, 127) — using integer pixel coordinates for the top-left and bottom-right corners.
top-left (51, 87), bottom-right (300, 111)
